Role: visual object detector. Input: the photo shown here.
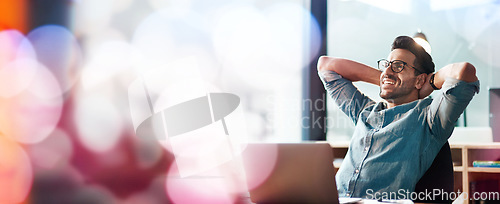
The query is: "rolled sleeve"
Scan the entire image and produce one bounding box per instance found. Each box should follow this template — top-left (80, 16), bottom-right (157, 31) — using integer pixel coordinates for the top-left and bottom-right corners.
top-left (318, 70), bottom-right (375, 125)
top-left (427, 78), bottom-right (480, 140)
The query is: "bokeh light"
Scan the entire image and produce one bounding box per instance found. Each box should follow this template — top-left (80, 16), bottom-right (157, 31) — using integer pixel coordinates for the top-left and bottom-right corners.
top-left (148, 58), bottom-right (208, 110)
top-left (127, 57), bottom-right (250, 178)
top-left (149, 0), bottom-right (193, 11)
top-left (165, 162), bottom-right (236, 204)
top-left (131, 8), bottom-right (213, 75)
top-left (166, 177), bottom-right (234, 204)
top-left (0, 29), bottom-right (36, 66)
top-left (28, 128), bottom-right (73, 169)
top-left (112, 0), bottom-right (133, 13)
top-left (0, 59), bottom-right (38, 98)
top-left (15, 0), bottom-right (324, 202)
top-left (83, 27), bottom-right (128, 54)
top-left (74, 91), bottom-right (124, 153)
top-left (0, 135), bottom-right (32, 203)
top-left (212, 4), bottom-right (272, 67)
top-left (27, 25), bottom-right (83, 93)
top-left (0, 63), bottom-right (63, 144)
top-left (131, 10), bottom-right (178, 72)
top-left (81, 40), bottom-right (138, 90)
top-left (211, 2), bottom-right (320, 90)
top-left (264, 2), bottom-right (322, 68)
top-left (73, 0), bottom-right (114, 35)
top-left (0, 30), bottom-right (38, 98)
top-left (165, 120), bottom-right (238, 177)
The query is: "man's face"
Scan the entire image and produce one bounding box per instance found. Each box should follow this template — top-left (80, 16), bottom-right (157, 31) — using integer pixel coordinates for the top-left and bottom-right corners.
top-left (379, 49), bottom-right (420, 102)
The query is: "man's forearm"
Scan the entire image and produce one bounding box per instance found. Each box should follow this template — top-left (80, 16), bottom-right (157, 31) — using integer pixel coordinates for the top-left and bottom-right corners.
top-left (317, 56), bottom-right (381, 86)
top-left (419, 62), bottom-right (478, 98)
top-left (432, 62), bottom-right (478, 89)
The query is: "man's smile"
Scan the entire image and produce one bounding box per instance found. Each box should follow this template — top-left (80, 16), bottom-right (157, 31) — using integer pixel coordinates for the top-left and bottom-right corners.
top-left (381, 76), bottom-right (397, 88)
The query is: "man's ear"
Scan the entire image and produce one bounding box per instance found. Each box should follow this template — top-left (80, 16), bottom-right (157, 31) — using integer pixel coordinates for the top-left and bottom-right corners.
top-left (415, 73), bottom-right (427, 89)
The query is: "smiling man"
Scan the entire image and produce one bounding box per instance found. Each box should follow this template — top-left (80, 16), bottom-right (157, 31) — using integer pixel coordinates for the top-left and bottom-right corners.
top-left (317, 36), bottom-right (479, 199)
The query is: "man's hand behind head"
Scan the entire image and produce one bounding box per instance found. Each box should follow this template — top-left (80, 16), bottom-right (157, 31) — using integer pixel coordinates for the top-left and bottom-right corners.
top-left (419, 73), bottom-right (435, 99)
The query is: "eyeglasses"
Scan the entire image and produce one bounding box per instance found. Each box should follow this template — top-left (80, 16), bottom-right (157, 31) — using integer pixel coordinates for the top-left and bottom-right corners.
top-left (377, 59), bottom-right (421, 73)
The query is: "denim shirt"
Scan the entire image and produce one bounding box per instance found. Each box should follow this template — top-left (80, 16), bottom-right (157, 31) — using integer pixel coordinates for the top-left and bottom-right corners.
top-left (319, 70), bottom-right (480, 198)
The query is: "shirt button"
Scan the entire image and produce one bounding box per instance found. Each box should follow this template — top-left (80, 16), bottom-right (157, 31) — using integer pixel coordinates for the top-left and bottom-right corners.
top-left (346, 193), bottom-right (350, 197)
top-left (355, 169), bottom-right (359, 173)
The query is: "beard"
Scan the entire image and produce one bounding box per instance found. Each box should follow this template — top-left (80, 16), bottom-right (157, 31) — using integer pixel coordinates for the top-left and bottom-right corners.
top-left (380, 86), bottom-right (414, 100)
top-left (379, 77), bottom-right (417, 102)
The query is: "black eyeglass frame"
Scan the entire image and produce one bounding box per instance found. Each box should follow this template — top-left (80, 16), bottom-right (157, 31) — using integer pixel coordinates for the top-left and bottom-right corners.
top-left (377, 59), bottom-right (423, 74)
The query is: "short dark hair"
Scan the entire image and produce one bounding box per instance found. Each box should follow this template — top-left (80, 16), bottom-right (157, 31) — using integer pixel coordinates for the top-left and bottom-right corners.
top-left (391, 36), bottom-right (434, 74)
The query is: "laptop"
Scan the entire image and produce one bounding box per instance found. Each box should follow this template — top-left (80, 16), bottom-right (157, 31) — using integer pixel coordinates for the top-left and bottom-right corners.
top-left (241, 143), bottom-right (339, 203)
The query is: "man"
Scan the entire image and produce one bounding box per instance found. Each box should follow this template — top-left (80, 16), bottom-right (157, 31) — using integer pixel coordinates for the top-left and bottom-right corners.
top-left (317, 36), bottom-right (479, 198)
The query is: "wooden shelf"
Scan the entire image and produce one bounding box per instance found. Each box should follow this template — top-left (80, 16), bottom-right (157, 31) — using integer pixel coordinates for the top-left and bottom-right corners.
top-left (468, 167), bottom-right (500, 173)
top-left (328, 141), bottom-right (349, 148)
top-left (450, 142), bottom-right (500, 204)
top-left (451, 143), bottom-right (500, 149)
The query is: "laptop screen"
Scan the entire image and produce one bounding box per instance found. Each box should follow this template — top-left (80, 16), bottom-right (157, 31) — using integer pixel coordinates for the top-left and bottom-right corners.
top-left (241, 143), bottom-right (339, 203)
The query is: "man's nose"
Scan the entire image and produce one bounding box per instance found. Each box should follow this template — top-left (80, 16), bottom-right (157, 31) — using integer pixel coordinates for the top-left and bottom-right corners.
top-left (383, 66), bottom-right (394, 75)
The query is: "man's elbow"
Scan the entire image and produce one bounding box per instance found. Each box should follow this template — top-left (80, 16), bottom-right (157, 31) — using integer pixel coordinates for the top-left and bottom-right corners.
top-left (317, 56), bottom-right (328, 72)
top-left (317, 56), bottom-right (337, 72)
top-left (455, 62), bottom-right (478, 82)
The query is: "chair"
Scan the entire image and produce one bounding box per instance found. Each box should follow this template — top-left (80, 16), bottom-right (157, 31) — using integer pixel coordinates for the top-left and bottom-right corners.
top-left (414, 141), bottom-right (454, 203)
